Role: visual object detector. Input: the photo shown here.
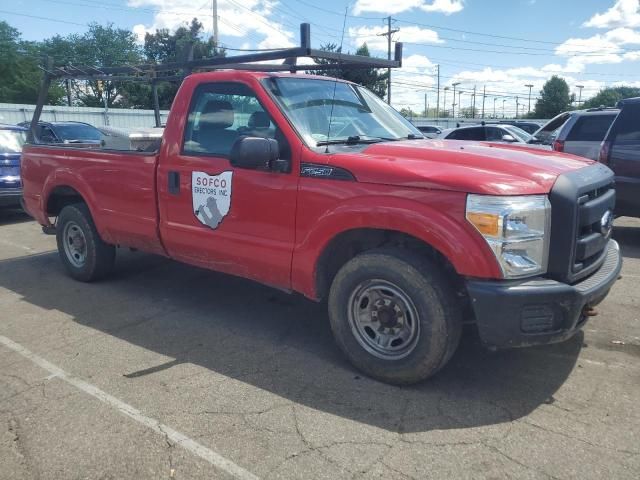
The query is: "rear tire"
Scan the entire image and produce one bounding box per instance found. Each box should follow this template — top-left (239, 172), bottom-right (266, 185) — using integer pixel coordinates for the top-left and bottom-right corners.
top-left (56, 203), bottom-right (115, 282)
top-left (328, 248), bottom-right (461, 385)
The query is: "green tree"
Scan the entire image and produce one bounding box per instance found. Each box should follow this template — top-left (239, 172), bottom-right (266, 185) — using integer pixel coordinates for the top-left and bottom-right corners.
top-left (533, 76), bottom-right (573, 118)
top-left (459, 106), bottom-right (478, 118)
top-left (312, 43), bottom-right (389, 99)
top-left (0, 21), bottom-right (64, 104)
top-left (119, 18), bottom-right (224, 109)
top-left (582, 86), bottom-right (640, 109)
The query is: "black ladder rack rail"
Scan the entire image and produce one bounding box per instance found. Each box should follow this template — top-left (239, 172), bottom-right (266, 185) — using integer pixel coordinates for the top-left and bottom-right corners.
top-left (29, 23), bottom-right (403, 138)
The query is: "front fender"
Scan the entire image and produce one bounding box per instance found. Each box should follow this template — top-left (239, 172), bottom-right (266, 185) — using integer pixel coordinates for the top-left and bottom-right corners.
top-left (291, 191), bottom-right (502, 299)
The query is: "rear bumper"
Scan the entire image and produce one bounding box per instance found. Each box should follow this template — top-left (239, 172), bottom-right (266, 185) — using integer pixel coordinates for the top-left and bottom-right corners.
top-left (0, 188), bottom-right (22, 207)
top-left (466, 240), bottom-right (622, 348)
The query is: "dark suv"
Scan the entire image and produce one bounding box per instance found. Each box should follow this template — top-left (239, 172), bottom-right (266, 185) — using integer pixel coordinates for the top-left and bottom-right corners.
top-left (599, 97), bottom-right (640, 218)
top-left (530, 108), bottom-right (618, 160)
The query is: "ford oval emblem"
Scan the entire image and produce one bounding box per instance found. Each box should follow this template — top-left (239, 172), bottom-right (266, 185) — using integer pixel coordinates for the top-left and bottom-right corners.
top-left (600, 210), bottom-right (613, 238)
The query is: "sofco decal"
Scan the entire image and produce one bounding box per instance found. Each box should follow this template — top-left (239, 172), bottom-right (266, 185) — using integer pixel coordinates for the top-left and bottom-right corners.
top-left (192, 171), bottom-right (233, 229)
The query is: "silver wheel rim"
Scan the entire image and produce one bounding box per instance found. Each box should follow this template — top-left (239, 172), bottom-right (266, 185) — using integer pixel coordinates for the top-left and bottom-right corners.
top-left (347, 279), bottom-right (420, 360)
top-left (62, 221), bottom-right (87, 268)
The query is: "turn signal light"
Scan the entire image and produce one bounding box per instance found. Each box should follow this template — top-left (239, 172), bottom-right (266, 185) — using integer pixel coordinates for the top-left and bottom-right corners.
top-left (466, 212), bottom-right (499, 236)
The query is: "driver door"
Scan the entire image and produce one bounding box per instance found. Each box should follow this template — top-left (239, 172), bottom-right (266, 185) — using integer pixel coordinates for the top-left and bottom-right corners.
top-left (158, 81), bottom-right (298, 289)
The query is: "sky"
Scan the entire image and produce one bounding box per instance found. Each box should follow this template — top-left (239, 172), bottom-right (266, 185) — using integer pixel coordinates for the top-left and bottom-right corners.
top-left (2, 0), bottom-right (640, 115)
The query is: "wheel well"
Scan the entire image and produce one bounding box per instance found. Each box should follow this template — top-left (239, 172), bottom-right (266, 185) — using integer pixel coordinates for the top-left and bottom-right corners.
top-left (315, 228), bottom-right (461, 301)
top-left (46, 186), bottom-right (85, 216)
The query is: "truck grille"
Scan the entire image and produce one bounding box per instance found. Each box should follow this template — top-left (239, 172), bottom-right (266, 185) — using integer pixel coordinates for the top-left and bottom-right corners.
top-left (547, 163), bottom-right (615, 284)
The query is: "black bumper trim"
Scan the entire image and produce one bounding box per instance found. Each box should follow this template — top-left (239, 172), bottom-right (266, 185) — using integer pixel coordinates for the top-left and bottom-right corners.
top-left (466, 240), bottom-right (622, 348)
top-left (0, 189), bottom-right (22, 207)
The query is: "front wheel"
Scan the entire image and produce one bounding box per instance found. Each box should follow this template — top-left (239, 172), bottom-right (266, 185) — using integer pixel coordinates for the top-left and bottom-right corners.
top-left (328, 248), bottom-right (461, 385)
top-left (56, 203), bottom-right (115, 282)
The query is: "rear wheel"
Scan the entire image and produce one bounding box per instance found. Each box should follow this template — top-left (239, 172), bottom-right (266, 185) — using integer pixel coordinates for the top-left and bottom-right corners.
top-left (328, 248), bottom-right (461, 385)
top-left (56, 203), bottom-right (115, 281)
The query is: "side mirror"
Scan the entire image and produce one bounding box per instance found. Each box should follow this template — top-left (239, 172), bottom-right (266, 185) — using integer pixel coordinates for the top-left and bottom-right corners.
top-left (230, 136), bottom-right (285, 171)
top-left (501, 134), bottom-right (517, 142)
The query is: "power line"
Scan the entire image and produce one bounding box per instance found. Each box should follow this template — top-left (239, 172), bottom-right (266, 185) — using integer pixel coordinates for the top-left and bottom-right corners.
top-left (402, 40), bottom-right (637, 57)
top-left (395, 18), bottom-right (573, 46)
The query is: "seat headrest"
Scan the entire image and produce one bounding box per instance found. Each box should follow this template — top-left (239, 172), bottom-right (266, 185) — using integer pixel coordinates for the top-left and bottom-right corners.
top-left (248, 111), bottom-right (270, 128)
top-left (199, 100), bottom-right (234, 129)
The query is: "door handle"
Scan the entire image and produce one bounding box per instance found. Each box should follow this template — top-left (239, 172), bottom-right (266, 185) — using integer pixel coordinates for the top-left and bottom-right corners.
top-left (168, 171), bottom-right (180, 195)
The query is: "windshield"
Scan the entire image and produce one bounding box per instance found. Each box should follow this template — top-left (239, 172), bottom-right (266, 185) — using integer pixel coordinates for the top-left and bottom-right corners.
top-left (264, 77), bottom-right (422, 146)
top-left (533, 112), bottom-right (570, 144)
top-left (503, 125), bottom-right (532, 142)
top-left (54, 124), bottom-right (103, 141)
top-left (0, 130), bottom-right (26, 154)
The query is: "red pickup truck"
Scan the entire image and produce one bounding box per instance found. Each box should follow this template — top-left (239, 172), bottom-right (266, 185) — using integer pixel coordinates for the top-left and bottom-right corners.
top-left (21, 70), bottom-right (622, 384)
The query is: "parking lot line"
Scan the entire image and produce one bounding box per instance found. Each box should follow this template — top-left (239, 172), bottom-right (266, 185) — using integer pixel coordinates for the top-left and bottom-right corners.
top-left (0, 334), bottom-right (260, 480)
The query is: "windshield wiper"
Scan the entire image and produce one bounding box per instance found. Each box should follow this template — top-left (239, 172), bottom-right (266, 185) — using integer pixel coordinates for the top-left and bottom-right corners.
top-left (406, 133), bottom-right (424, 139)
top-left (316, 135), bottom-right (391, 147)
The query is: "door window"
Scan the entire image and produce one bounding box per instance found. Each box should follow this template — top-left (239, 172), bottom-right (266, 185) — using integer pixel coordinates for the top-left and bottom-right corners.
top-left (566, 115), bottom-right (616, 141)
top-left (447, 127), bottom-right (485, 141)
top-left (614, 105), bottom-right (640, 142)
top-left (183, 82), bottom-right (289, 158)
top-left (485, 127), bottom-right (505, 141)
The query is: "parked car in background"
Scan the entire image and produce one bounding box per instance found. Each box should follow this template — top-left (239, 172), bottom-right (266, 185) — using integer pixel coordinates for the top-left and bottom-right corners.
top-left (495, 121), bottom-right (542, 135)
top-left (529, 108), bottom-right (618, 160)
top-left (17, 121), bottom-right (104, 146)
top-left (599, 97), bottom-right (640, 218)
top-left (0, 124), bottom-right (27, 207)
top-left (439, 123), bottom-right (534, 144)
top-left (415, 125), bottom-right (442, 138)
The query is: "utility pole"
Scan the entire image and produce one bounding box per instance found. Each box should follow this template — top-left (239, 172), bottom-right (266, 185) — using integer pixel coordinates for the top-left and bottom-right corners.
top-left (502, 99), bottom-right (506, 118)
top-left (212, 0), bottom-right (219, 54)
top-left (493, 97), bottom-right (497, 118)
top-left (525, 84), bottom-right (533, 114)
top-left (452, 82), bottom-right (460, 118)
top-left (457, 90), bottom-right (462, 117)
top-left (436, 64), bottom-right (440, 118)
top-left (472, 85), bottom-right (476, 119)
top-left (576, 84), bottom-right (584, 106)
top-left (443, 86), bottom-right (449, 117)
top-left (481, 85), bottom-right (486, 118)
top-left (378, 16), bottom-right (399, 104)
top-left (424, 93), bottom-right (427, 118)
top-left (515, 96), bottom-right (519, 119)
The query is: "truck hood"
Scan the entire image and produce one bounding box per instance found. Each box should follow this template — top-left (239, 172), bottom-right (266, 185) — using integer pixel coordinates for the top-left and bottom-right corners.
top-left (330, 139), bottom-right (593, 195)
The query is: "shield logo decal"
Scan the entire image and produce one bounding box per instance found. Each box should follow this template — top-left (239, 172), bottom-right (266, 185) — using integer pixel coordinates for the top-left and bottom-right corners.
top-left (192, 171), bottom-right (233, 229)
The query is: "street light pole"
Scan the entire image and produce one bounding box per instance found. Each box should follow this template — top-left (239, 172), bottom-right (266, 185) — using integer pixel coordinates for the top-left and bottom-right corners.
top-left (502, 99), bottom-right (506, 119)
top-left (493, 97), bottom-right (497, 118)
top-left (525, 84), bottom-right (533, 115)
top-left (457, 90), bottom-right (462, 118)
top-left (515, 96), bottom-right (519, 119)
top-left (452, 82), bottom-right (460, 118)
top-left (576, 85), bottom-right (584, 107)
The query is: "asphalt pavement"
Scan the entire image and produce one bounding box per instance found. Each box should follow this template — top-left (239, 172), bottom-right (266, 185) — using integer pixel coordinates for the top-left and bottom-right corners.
top-left (0, 208), bottom-right (638, 479)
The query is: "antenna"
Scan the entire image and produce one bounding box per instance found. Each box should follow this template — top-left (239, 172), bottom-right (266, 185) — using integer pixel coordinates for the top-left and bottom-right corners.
top-left (324, 7), bottom-right (349, 154)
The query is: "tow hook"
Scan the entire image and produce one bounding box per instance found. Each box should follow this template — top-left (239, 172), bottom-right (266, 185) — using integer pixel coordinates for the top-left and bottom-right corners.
top-left (583, 306), bottom-right (598, 317)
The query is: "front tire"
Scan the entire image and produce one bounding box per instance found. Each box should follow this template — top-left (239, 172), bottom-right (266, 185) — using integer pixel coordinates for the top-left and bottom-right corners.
top-left (328, 248), bottom-right (461, 385)
top-left (56, 203), bottom-right (115, 282)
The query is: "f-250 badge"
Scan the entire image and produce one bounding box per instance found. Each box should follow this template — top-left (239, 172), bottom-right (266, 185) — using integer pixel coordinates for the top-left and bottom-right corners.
top-left (192, 171), bottom-right (232, 229)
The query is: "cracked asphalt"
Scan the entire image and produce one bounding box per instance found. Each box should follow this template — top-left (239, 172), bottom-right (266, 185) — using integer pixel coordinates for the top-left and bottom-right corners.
top-left (0, 208), bottom-right (639, 480)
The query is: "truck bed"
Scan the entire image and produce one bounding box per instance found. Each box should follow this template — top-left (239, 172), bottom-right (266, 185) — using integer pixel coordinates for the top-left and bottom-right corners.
top-left (21, 145), bottom-right (165, 255)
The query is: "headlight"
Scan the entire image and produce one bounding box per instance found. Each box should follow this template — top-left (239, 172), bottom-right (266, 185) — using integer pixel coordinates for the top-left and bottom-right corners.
top-left (466, 194), bottom-right (551, 279)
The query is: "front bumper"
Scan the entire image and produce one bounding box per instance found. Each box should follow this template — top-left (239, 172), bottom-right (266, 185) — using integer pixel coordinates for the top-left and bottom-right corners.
top-left (466, 240), bottom-right (622, 348)
top-left (0, 188), bottom-right (22, 207)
